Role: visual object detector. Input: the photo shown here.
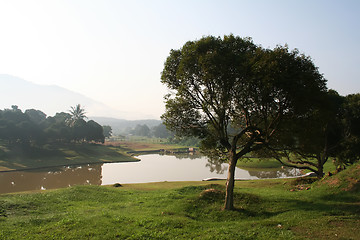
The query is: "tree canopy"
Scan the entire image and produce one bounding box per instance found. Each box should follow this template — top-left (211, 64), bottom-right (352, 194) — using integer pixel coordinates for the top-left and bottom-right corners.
top-left (273, 90), bottom-right (344, 177)
top-left (102, 125), bottom-right (112, 138)
top-left (0, 105), bottom-right (104, 145)
top-left (336, 93), bottom-right (360, 166)
top-left (68, 104), bottom-right (87, 127)
top-left (161, 35), bottom-right (327, 210)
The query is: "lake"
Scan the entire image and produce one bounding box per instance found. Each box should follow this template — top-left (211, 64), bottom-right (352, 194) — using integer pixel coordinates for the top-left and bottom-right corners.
top-left (0, 154), bottom-right (302, 194)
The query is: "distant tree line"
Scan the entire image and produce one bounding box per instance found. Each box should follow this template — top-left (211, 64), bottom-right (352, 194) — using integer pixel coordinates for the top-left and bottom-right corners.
top-left (121, 123), bottom-right (199, 146)
top-left (0, 104), bottom-right (105, 145)
top-left (123, 123), bottom-right (173, 138)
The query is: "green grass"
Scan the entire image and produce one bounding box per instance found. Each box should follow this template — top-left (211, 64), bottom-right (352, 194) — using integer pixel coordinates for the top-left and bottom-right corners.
top-left (0, 142), bottom-right (136, 172)
top-left (236, 157), bottom-right (337, 174)
top-left (236, 158), bottom-right (283, 170)
top-left (0, 164), bottom-right (359, 239)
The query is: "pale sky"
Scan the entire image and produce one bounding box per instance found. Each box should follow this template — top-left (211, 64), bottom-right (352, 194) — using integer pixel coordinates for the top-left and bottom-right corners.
top-left (0, 0), bottom-right (359, 119)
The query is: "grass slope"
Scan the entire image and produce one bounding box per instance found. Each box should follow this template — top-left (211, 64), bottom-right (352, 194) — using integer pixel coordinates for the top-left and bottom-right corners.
top-left (236, 158), bottom-right (283, 170)
top-left (0, 164), bottom-right (359, 239)
top-left (0, 142), bottom-right (136, 172)
top-left (236, 157), bottom-right (337, 173)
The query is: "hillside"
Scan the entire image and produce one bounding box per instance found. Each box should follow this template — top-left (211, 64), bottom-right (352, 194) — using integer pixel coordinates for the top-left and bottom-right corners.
top-left (0, 74), bottom-right (124, 118)
top-left (315, 163), bottom-right (360, 192)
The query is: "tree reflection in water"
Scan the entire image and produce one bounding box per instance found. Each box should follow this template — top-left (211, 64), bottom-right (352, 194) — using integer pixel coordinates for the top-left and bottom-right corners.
top-left (1, 154), bottom-right (304, 194)
top-left (205, 157), bottom-right (302, 178)
top-left (161, 152), bottom-right (202, 160)
top-left (205, 158), bottom-right (227, 174)
top-left (166, 153), bottom-right (228, 174)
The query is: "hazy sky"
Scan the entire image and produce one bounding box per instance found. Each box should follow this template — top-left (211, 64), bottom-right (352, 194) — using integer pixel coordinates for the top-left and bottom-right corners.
top-left (0, 0), bottom-right (359, 119)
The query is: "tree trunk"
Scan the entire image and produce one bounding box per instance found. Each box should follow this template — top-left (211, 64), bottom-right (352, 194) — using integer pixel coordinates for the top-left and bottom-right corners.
top-left (224, 153), bottom-right (237, 210)
top-left (315, 153), bottom-right (327, 179)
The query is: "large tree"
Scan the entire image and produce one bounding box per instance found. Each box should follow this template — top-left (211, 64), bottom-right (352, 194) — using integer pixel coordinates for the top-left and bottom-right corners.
top-left (273, 90), bottom-right (344, 178)
top-left (86, 120), bottom-right (105, 143)
top-left (161, 35), bottom-right (327, 210)
top-left (336, 93), bottom-right (360, 167)
top-left (25, 109), bottom-right (47, 124)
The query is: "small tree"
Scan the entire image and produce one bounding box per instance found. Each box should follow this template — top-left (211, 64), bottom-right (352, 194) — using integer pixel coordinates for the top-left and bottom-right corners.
top-left (102, 125), bottom-right (112, 139)
top-left (68, 104), bottom-right (86, 127)
top-left (161, 35), bottom-right (327, 210)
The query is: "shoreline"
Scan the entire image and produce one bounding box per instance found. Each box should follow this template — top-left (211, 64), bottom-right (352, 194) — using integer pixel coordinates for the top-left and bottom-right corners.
top-left (0, 142), bottom-right (139, 173)
top-left (0, 148), bottom-right (193, 173)
top-left (0, 158), bottom-right (140, 173)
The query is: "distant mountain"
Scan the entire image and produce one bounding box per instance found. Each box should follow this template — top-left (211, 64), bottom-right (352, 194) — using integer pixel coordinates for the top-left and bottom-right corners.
top-left (0, 74), bottom-right (129, 118)
top-left (89, 116), bottom-right (162, 135)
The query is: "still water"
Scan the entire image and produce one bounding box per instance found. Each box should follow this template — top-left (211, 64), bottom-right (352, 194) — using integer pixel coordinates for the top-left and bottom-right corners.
top-left (0, 154), bottom-right (301, 194)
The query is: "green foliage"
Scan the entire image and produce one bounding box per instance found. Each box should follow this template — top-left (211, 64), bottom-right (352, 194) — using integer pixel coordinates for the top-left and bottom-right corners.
top-left (336, 93), bottom-right (360, 166)
top-left (25, 109), bottom-right (47, 123)
top-left (68, 104), bottom-right (87, 127)
top-left (151, 123), bottom-right (174, 139)
top-left (236, 158), bottom-right (283, 169)
top-left (274, 90), bottom-right (344, 178)
top-left (133, 124), bottom-right (151, 137)
top-left (161, 35), bottom-right (327, 209)
top-left (273, 91), bottom-right (360, 178)
top-left (168, 136), bottom-right (200, 147)
top-left (0, 105), bottom-right (104, 145)
top-left (102, 125), bottom-right (112, 138)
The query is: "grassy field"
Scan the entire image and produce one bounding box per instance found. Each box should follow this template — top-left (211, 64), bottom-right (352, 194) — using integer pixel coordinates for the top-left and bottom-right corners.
top-left (0, 142), bottom-right (136, 172)
top-left (0, 163), bottom-right (359, 239)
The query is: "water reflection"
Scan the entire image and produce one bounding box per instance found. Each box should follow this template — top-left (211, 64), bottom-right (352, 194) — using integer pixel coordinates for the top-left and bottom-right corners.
top-left (0, 154), bottom-right (302, 194)
top-left (161, 152), bottom-right (202, 159)
top-left (0, 165), bottom-right (102, 194)
top-left (205, 158), bottom-right (227, 174)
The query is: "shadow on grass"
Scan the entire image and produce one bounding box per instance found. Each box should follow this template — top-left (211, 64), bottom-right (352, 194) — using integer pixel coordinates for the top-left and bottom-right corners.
top-left (176, 184), bottom-right (285, 221)
top-left (175, 183), bottom-right (360, 223)
top-left (262, 191), bottom-right (360, 219)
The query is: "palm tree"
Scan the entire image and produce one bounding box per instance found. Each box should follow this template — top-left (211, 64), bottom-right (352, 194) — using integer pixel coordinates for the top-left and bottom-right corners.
top-left (67, 104), bottom-right (87, 127)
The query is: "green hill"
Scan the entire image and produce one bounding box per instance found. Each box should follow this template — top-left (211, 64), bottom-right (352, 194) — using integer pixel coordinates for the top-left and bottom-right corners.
top-left (315, 163), bottom-right (360, 192)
